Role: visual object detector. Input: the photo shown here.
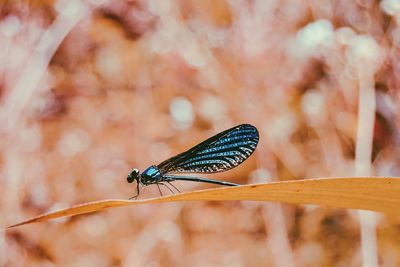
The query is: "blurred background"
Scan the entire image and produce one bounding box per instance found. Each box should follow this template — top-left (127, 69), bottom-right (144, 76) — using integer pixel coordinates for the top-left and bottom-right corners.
top-left (2, 0), bottom-right (400, 266)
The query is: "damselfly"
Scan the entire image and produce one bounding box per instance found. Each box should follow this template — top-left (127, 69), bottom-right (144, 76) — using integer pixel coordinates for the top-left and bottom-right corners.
top-left (127, 124), bottom-right (259, 197)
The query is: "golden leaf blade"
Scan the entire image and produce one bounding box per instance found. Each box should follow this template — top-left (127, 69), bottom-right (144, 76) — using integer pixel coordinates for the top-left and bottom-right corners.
top-left (6, 177), bottom-right (400, 229)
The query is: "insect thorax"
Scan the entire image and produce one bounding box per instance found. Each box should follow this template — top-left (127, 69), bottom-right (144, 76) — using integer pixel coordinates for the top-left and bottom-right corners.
top-left (141, 165), bottom-right (163, 184)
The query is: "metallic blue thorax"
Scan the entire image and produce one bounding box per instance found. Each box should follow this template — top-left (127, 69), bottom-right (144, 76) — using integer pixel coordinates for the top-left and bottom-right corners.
top-left (141, 166), bottom-right (162, 184)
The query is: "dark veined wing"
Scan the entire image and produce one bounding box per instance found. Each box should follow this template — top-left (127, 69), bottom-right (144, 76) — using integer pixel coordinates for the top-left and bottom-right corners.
top-left (157, 124), bottom-right (259, 174)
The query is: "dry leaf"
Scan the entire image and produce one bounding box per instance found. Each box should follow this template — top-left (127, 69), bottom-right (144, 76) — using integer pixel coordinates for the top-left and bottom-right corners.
top-left (7, 177), bottom-right (400, 229)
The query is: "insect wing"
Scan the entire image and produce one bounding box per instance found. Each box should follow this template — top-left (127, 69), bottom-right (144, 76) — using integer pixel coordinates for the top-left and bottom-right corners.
top-left (157, 124), bottom-right (259, 174)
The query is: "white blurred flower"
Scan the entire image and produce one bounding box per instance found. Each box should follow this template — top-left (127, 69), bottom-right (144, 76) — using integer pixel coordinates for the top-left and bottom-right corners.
top-left (302, 90), bottom-right (326, 125)
top-left (0, 15), bottom-right (21, 37)
top-left (297, 19), bottom-right (334, 49)
top-left (181, 41), bottom-right (211, 68)
top-left (347, 34), bottom-right (385, 72)
top-left (55, 0), bottom-right (88, 18)
top-left (381, 0), bottom-right (400, 16)
top-left (335, 27), bottom-right (356, 45)
top-left (170, 97), bottom-right (195, 130)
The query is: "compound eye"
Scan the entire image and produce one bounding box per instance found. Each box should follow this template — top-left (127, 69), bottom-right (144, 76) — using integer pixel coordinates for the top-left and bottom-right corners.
top-left (127, 168), bottom-right (140, 183)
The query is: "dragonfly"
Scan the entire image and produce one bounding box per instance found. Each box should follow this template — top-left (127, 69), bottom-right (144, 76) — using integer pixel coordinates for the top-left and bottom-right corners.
top-left (127, 124), bottom-right (259, 198)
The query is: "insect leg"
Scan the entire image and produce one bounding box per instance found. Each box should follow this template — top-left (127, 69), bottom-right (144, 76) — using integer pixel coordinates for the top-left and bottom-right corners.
top-left (159, 182), bottom-right (175, 194)
top-left (156, 183), bottom-right (163, 196)
top-left (167, 181), bottom-right (181, 193)
top-left (129, 183), bottom-right (142, 200)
